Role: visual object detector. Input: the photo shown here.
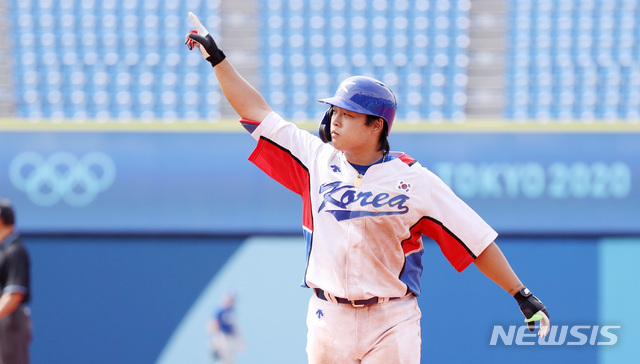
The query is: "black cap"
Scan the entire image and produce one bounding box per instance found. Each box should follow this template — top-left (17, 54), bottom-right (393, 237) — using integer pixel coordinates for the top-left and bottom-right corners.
top-left (0, 199), bottom-right (15, 225)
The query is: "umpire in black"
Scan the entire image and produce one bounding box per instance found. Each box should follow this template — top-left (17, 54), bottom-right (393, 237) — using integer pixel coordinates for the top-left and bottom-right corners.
top-left (0, 199), bottom-right (32, 364)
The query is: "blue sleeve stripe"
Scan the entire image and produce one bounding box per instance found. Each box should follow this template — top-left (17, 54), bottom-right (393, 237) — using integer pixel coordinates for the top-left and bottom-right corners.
top-left (239, 118), bottom-right (260, 133)
top-left (400, 251), bottom-right (424, 297)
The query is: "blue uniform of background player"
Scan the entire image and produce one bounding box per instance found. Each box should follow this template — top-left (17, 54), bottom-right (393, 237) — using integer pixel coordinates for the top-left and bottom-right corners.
top-left (208, 293), bottom-right (244, 364)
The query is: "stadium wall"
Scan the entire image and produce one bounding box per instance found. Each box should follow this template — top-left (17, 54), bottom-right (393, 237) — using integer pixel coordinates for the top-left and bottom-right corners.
top-left (0, 129), bottom-right (638, 364)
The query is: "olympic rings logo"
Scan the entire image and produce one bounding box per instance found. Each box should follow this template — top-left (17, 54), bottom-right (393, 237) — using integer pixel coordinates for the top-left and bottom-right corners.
top-left (9, 151), bottom-right (116, 207)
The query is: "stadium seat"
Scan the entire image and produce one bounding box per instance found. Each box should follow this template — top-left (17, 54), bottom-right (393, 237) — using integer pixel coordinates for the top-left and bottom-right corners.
top-left (506, 0), bottom-right (640, 121)
top-left (8, 0), bottom-right (222, 120)
top-left (259, 0), bottom-right (471, 122)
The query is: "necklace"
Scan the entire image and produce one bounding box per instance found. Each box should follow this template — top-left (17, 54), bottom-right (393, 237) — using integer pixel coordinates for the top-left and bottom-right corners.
top-left (354, 173), bottom-right (363, 187)
top-left (352, 153), bottom-right (387, 188)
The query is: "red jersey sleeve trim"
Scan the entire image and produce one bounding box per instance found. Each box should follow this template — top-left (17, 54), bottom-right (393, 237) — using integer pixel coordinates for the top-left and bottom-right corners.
top-left (239, 118), bottom-right (261, 133)
top-left (248, 136), bottom-right (313, 231)
top-left (404, 216), bottom-right (477, 273)
top-left (389, 151), bottom-right (417, 166)
top-left (398, 153), bottom-right (417, 166)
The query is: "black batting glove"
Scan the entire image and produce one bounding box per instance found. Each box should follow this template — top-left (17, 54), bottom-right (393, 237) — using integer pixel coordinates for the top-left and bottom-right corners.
top-left (185, 12), bottom-right (226, 67)
top-left (514, 287), bottom-right (550, 337)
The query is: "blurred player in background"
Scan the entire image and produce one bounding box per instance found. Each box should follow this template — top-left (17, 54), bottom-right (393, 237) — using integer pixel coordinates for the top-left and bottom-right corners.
top-left (207, 292), bottom-right (245, 364)
top-left (186, 12), bottom-right (550, 364)
top-left (0, 199), bottom-right (32, 364)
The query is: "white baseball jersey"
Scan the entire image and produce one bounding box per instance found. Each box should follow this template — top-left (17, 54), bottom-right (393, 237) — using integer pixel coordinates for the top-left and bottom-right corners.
top-left (248, 112), bottom-right (497, 300)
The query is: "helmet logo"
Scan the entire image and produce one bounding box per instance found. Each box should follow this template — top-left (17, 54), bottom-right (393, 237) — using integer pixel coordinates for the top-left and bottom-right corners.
top-left (340, 81), bottom-right (356, 94)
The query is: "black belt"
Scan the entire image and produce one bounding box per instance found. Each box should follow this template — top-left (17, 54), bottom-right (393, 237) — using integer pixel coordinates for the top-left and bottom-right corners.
top-left (314, 288), bottom-right (402, 308)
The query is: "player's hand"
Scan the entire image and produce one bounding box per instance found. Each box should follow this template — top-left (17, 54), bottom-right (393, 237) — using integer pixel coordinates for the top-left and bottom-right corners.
top-left (514, 287), bottom-right (550, 337)
top-left (185, 12), bottom-right (226, 67)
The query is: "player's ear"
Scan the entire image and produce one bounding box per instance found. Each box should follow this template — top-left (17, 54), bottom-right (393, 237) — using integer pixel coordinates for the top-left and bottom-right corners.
top-left (372, 117), bottom-right (384, 133)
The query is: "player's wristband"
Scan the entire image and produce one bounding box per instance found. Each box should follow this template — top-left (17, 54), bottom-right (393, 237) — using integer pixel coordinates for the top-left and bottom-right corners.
top-left (514, 287), bottom-right (549, 331)
top-left (187, 31), bottom-right (227, 67)
top-left (514, 287), bottom-right (532, 304)
top-left (206, 49), bottom-right (226, 68)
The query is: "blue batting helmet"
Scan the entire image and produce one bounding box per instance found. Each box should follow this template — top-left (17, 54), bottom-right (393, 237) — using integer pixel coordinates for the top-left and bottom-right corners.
top-left (317, 76), bottom-right (397, 143)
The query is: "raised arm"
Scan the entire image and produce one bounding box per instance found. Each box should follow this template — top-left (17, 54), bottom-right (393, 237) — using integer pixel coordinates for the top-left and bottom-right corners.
top-left (185, 12), bottom-right (272, 123)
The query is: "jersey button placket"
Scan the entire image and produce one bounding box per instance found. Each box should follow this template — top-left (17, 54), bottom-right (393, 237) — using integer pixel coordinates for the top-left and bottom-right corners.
top-left (345, 219), bottom-right (364, 299)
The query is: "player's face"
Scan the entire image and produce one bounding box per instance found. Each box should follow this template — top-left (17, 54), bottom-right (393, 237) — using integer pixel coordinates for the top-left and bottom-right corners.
top-left (329, 106), bottom-right (378, 155)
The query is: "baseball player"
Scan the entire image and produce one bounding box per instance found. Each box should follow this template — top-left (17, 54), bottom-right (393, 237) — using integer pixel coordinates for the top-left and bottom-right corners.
top-left (185, 12), bottom-right (550, 363)
top-left (0, 199), bottom-right (32, 364)
top-left (207, 292), bottom-right (245, 364)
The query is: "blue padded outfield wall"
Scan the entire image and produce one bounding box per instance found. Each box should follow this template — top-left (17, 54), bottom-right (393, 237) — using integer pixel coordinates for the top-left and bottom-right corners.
top-left (0, 129), bottom-right (639, 364)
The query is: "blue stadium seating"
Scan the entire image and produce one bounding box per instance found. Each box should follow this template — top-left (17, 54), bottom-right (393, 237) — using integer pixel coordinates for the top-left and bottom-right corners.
top-left (259, 0), bottom-right (471, 122)
top-left (10, 0), bottom-right (636, 123)
top-left (8, 0), bottom-right (222, 121)
top-left (506, 0), bottom-right (640, 121)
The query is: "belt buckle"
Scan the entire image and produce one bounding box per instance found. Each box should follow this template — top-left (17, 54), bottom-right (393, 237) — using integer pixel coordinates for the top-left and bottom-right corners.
top-left (351, 301), bottom-right (365, 308)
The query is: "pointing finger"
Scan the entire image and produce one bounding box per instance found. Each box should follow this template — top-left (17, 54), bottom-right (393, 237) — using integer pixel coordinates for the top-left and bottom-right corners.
top-left (188, 12), bottom-right (209, 36)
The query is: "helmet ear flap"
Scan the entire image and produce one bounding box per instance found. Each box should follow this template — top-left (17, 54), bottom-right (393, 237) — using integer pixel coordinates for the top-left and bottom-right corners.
top-left (318, 107), bottom-right (332, 143)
